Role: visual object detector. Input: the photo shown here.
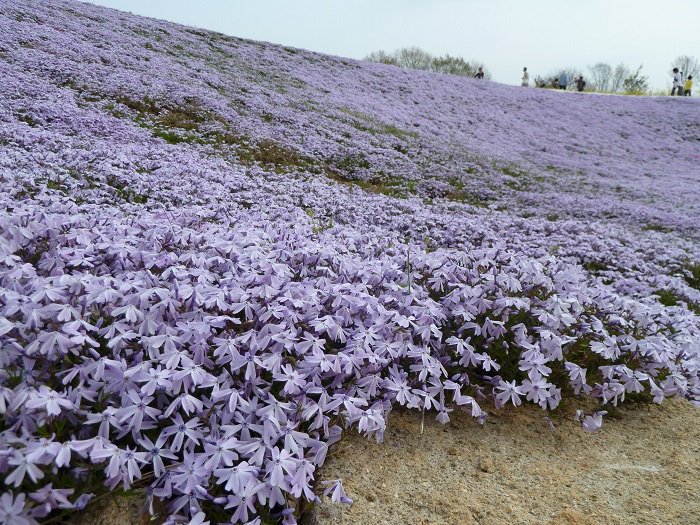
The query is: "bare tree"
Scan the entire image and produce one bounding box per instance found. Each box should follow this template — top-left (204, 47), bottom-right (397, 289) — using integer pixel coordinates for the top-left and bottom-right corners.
top-left (610, 64), bottom-right (630, 93)
top-left (364, 50), bottom-right (398, 66)
top-left (396, 47), bottom-right (432, 70)
top-left (588, 62), bottom-right (613, 92)
top-left (431, 54), bottom-right (468, 75)
top-left (671, 55), bottom-right (700, 79)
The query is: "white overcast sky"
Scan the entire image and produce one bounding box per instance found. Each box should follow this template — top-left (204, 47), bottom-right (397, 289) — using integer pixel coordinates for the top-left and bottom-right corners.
top-left (85, 0), bottom-right (699, 89)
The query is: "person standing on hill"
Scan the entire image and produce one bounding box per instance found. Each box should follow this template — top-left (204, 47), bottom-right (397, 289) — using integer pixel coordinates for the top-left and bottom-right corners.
top-left (558, 73), bottom-right (568, 90)
top-left (576, 75), bottom-right (586, 92)
top-left (685, 75), bottom-right (693, 96)
top-left (521, 67), bottom-right (529, 87)
top-left (474, 67), bottom-right (485, 79)
top-left (671, 68), bottom-right (683, 95)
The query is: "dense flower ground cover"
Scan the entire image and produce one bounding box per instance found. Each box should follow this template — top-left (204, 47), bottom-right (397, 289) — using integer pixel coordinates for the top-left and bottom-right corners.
top-left (1, 1), bottom-right (699, 524)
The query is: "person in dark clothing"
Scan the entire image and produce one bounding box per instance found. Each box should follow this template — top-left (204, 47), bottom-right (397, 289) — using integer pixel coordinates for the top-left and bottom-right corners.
top-left (474, 67), bottom-right (485, 79)
top-left (576, 75), bottom-right (586, 92)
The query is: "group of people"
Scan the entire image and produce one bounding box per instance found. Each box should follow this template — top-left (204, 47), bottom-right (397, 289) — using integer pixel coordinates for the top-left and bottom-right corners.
top-left (672, 68), bottom-right (693, 96)
top-left (552, 73), bottom-right (587, 91)
top-left (519, 68), bottom-right (586, 91)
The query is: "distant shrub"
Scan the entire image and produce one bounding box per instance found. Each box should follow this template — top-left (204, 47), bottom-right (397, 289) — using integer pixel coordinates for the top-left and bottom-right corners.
top-left (622, 65), bottom-right (649, 95)
top-left (365, 46), bottom-right (489, 79)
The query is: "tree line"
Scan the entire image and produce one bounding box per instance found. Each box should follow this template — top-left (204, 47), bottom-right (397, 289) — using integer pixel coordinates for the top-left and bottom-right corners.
top-left (365, 46), bottom-right (489, 79)
top-left (365, 47), bottom-right (698, 95)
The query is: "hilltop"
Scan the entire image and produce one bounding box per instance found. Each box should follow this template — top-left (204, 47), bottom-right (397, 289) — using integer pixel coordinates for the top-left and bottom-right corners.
top-left (0, 1), bottom-right (699, 524)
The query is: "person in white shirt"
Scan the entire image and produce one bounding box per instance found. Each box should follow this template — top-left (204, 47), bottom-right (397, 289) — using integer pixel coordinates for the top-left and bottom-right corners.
top-left (671, 68), bottom-right (683, 96)
top-left (521, 67), bottom-right (529, 87)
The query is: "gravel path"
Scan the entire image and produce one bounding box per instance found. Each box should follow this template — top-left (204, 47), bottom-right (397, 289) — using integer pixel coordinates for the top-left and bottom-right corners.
top-left (310, 400), bottom-right (700, 525)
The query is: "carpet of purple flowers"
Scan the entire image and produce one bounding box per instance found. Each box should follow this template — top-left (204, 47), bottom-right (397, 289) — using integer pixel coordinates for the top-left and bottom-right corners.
top-left (1, 1), bottom-right (699, 524)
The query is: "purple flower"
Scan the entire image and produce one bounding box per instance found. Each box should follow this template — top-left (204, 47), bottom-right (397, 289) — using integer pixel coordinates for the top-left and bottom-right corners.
top-left (382, 368), bottom-right (415, 406)
top-left (116, 390), bottom-right (161, 435)
top-left (24, 387), bottom-right (73, 417)
top-left (321, 479), bottom-right (352, 504)
top-left (29, 484), bottom-right (74, 510)
top-left (139, 435), bottom-right (177, 478)
top-left (581, 411), bottom-right (608, 433)
top-left (265, 447), bottom-right (298, 488)
top-left (0, 492), bottom-right (35, 525)
top-left (224, 479), bottom-right (262, 523)
top-left (203, 437), bottom-right (239, 470)
top-left (5, 454), bottom-right (44, 488)
top-left (520, 372), bottom-right (553, 406)
top-left (214, 460), bottom-right (259, 493)
top-left (162, 415), bottom-right (203, 452)
top-left (170, 451), bottom-right (208, 494)
top-left (495, 380), bottom-right (524, 407)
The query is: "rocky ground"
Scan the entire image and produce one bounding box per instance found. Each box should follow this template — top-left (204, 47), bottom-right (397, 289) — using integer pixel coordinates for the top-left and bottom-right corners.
top-left (309, 400), bottom-right (700, 525)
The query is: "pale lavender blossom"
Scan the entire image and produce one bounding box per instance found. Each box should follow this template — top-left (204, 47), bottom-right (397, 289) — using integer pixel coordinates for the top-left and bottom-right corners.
top-left (321, 479), bottom-right (352, 504)
top-left (0, 492), bottom-right (36, 525)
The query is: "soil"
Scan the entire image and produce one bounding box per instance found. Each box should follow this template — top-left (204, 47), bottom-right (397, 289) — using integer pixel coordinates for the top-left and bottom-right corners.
top-left (309, 399), bottom-right (700, 525)
top-left (71, 493), bottom-right (148, 525)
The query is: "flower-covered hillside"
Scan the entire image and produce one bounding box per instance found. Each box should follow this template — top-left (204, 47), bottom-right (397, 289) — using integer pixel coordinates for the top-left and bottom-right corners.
top-left (2, 0), bottom-right (700, 230)
top-left (0, 1), bottom-right (699, 524)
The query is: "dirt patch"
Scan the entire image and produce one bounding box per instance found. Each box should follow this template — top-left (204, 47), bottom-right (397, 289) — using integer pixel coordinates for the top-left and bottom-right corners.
top-left (71, 493), bottom-right (149, 525)
top-left (309, 399), bottom-right (700, 525)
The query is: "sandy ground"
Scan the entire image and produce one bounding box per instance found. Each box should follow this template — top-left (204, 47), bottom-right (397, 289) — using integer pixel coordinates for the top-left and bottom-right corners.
top-left (69, 400), bottom-right (700, 525)
top-left (310, 400), bottom-right (700, 525)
